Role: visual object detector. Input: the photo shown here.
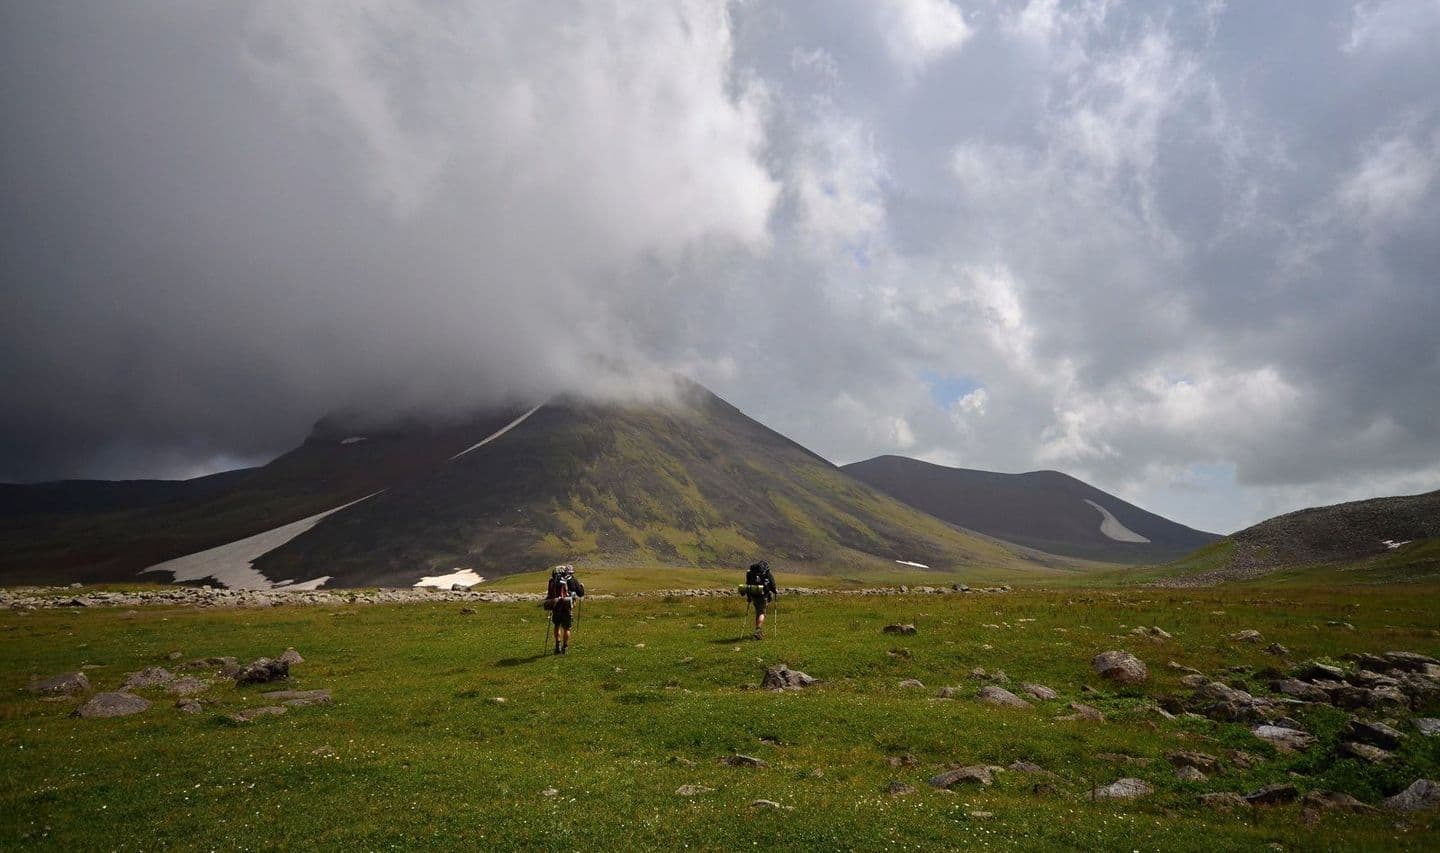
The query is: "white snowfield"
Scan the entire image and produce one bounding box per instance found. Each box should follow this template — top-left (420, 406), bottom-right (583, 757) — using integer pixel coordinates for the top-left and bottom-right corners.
top-left (1082, 498), bottom-right (1151, 543)
top-left (448, 403), bottom-right (544, 460)
top-left (140, 494), bottom-right (377, 589)
top-left (894, 559), bottom-right (930, 568)
top-left (1382, 539), bottom-right (1412, 550)
top-left (415, 568), bottom-right (485, 589)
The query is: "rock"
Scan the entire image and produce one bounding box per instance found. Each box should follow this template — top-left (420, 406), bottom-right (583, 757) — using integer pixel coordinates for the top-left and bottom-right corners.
top-left (1252, 725), bottom-right (1315, 752)
top-left (1088, 778), bottom-right (1152, 800)
top-left (122, 666), bottom-right (176, 690)
top-left (898, 679), bottom-right (925, 689)
top-left (1301, 791), bottom-right (1376, 814)
top-left (1340, 741), bottom-right (1391, 763)
top-left (1346, 669), bottom-right (1400, 689)
top-left (166, 651), bottom-right (183, 660)
top-left (278, 648), bottom-right (304, 665)
top-left (1414, 718), bottom-right (1440, 737)
top-left (165, 677), bottom-right (208, 696)
top-left (262, 689), bottom-right (332, 708)
top-left (1395, 671), bottom-right (1440, 702)
top-left (1091, 651), bottom-right (1148, 684)
top-left (968, 811), bottom-right (994, 819)
top-left (886, 781), bottom-right (917, 796)
top-left (312, 745), bottom-right (336, 757)
top-left (1190, 681), bottom-right (1272, 723)
top-left (1063, 702), bottom-right (1105, 722)
top-left (1225, 749), bottom-right (1262, 770)
top-left (885, 754), bottom-right (917, 767)
top-left (968, 667), bottom-right (988, 679)
top-left (1130, 626), bottom-right (1172, 642)
top-left (1270, 678), bottom-right (1329, 702)
top-left (73, 692), bottom-right (150, 719)
top-left (451, 583), bottom-right (471, 592)
top-left (1020, 683), bottom-right (1058, 701)
top-left (977, 685), bottom-right (1031, 709)
top-left (883, 623), bottom-right (917, 635)
top-left (1383, 651), bottom-right (1439, 672)
top-left (1345, 719), bottom-right (1405, 749)
top-left (1175, 766), bottom-right (1207, 782)
top-left (1363, 686), bottom-right (1408, 711)
top-left (1199, 792), bottom-right (1250, 811)
top-left (723, 754), bottom-right (768, 768)
top-left (675, 784), bottom-right (713, 796)
top-left (750, 799), bottom-right (791, 810)
top-left (235, 657), bottom-right (289, 685)
top-left (1295, 661), bottom-right (1346, 681)
top-left (929, 765), bottom-right (993, 788)
top-left (175, 698), bottom-right (203, 714)
top-left (1179, 674), bottom-right (1208, 688)
top-left (27, 671), bottom-right (90, 696)
top-left (1166, 751), bottom-right (1219, 772)
top-left (936, 687), bottom-right (958, 699)
top-left (761, 664), bottom-right (816, 690)
top-left (228, 705), bottom-right (287, 723)
top-left (1245, 783), bottom-right (1299, 805)
top-left (1167, 661), bottom-right (1203, 676)
top-left (1383, 779), bottom-right (1440, 813)
top-left (1007, 761), bottom-right (1054, 776)
top-left (541, 787), bottom-right (559, 797)
top-left (1231, 629), bottom-right (1263, 643)
top-left (1264, 643), bottom-right (1291, 656)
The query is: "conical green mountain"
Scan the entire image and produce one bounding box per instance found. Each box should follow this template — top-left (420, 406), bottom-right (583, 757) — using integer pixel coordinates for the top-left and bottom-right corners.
top-left (254, 383), bottom-right (1064, 585)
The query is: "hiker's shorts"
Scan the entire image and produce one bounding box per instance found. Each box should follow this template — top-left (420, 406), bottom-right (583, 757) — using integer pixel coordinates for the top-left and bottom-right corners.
top-left (552, 608), bottom-right (573, 629)
top-left (750, 595), bottom-right (768, 616)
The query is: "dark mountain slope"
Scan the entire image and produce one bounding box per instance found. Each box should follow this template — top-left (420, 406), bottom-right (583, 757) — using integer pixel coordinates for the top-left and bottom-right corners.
top-left (255, 386), bottom-right (1056, 586)
top-left (842, 455), bottom-right (1219, 563)
top-left (1154, 489), bottom-right (1440, 586)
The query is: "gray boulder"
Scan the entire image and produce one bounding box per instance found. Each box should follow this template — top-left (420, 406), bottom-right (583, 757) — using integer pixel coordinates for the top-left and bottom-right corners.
top-left (1199, 792), bottom-right (1250, 811)
top-left (1340, 741), bottom-right (1390, 763)
top-left (1246, 783), bottom-right (1299, 805)
top-left (1383, 779), bottom-right (1440, 813)
top-left (1251, 725), bottom-right (1315, 752)
top-left (1088, 778), bottom-right (1152, 800)
top-left (723, 754), bottom-right (768, 768)
top-left (74, 691), bottom-right (150, 719)
top-left (175, 698), bottom-right (203, 714)
top-left (1345, 719), bottom-right (1404, 749)
top-left (1166, 751), bottom-right (1219, 772)
top-left (977, 685), bottom-right (1031, 709)
top-left (262, 688), bottom-right (332, 708)
top-left (122, 667), bottom-right (175, 690)
top-left (1300, 791), bottom-right (1377, 814)
top-left (1061, 702), bottom-right (1105, 722)
top-left (1092, 651), bottom-right (1148, 684)
top-left (1383, 652), bottom-right (1439, 672)
top-left (1414, 718), bottom-right (1440, 737)
top-left (1271, 678), bottom-right (1329, 703)
top-left (278, 648), bottom-right (304, 666)
top-left (27, 672), bottom-right (90, 696)
top-left (761, 664), bottom-right (816, 690)
top-left (1021, 683), bottom-right (1058, 701)
top-left (165, 677), bottom-right (208, 697)
top-left (1175, 766), bottom-right (1207, 782)
top-left (235, 657), bottom-right (289, 685)
top-left (929, 765), bottom-right (993, 789)
top-left (898, 679), bottom-right (925, 689)
top-left (228, 705), bottom-right (287, 723)
top-left (882, 624), bottom-right (917, 635)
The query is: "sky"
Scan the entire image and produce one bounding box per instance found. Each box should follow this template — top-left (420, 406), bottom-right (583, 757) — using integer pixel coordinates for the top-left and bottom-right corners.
top-left (2, 0), bottom-right (1438, 535)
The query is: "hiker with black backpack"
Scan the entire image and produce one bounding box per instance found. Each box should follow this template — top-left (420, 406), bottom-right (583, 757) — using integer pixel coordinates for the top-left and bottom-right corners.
top-left (741, 560), bottom-right (777, 640)
top-left (544, 564), bottom-right (585, 655)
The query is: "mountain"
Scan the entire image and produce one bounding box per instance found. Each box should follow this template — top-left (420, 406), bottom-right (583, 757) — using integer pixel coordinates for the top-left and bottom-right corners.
top-left (2, 382), bottom-right (1089, 588)
top-left (1153, 489), bottom-right (1440, 586)
top-left (841, 455), bottom-right (1220, 564)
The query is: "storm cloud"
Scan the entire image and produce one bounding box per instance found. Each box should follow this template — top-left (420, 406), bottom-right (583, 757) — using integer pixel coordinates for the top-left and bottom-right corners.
top-left (2, 0), bottom-right (1438, 533)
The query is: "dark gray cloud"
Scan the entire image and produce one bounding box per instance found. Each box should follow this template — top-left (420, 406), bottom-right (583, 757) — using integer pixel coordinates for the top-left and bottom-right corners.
top-left (2, 1), bottom-right (1438, 533)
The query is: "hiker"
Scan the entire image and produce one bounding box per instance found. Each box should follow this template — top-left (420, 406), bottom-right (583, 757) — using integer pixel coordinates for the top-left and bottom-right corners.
top-left (743, 559), bottom-right (777, 640)
top-left (545, 564), bottom-right (585, 655)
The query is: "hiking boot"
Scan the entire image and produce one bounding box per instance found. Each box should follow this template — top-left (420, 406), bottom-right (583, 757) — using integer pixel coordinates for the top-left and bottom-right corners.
top-left (554, 645), bottom-right (561, 655)
top-left (752, 629), bottom-right (763, 640)
top-left (561, 644), bottom-right (568, 654)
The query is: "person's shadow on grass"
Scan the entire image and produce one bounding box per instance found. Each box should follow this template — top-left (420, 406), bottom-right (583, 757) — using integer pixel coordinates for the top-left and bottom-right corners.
top-left (496, 653), bottom-right (552, 666)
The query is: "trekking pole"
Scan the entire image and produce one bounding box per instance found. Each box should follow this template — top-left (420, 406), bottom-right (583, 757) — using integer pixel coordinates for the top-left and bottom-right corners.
top-left (542, 607), bottom-right (551, 655)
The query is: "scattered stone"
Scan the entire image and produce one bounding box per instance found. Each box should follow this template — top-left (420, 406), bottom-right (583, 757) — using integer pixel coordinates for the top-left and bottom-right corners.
top-left (175, 698), bottom-right (202, 714)
top-left (1130, 626), bottom-right (1172, 642)
top-left (1326, 621), bottom-right (1356, 631)
top-left (1191, 681), bottom-right (1271, 723)
top-left (262, 689), bottom-right (332, 708)
top-left (898, 678), bottom-right (925, 689)
top-left (166, 651), bottom-right (183, 661)
top-left (1092, 651), bottom-right (1149, 684)
top-left (1252, 725), bottom-right (1315, 752)
top-left (1225, 749), bottom-right (1263, 770)
top-left (235, 658), bottom-right (289, 685)
top-left (675, 784), bottom-right (713, 796)
top-left (1383, 651), bottom-right (1439, 671)
top-left (460, 607), bottom-right (476, 615)
top-left (541, 788), bottom-right (558, 797)
top-left (1088, 778), bottom-right (1152, 800)
top-left (883, 624), bottom-right (917, 635)
top-left (1345, 719), bottom-right (1405, 749)
top-left (228, 705), bottom-right (287, 723)
top-left (1176, 766), bottom-right (1207, 782)
top-left (1414, 718), bottom-right (1440, 737)
top-left (1383, 779), bottom-right (1439, 813)
top-left (968, 811), bottom-right (994, 819)
top-left (312, 746), bottom-right (336, 757)
top-left (1264, 643), bottom-right (1291, 656)
top-left (1270, 678), bottom-right (1329, 702)
top-left (1166, 751), bottom-right (1219, 772)
top-left (1296, 661), bottom-right (1346, 681)
top-left (1020, 683), bottom-right (1058, 701)
top-left (885, 754), bottom-right (917, 767)
top-left (723, 754), bottom-right (768, 769)
top-left (1340, 741), bottom-right (1391, 763)
top-left (165, 677), bottom-right (208, 697)
top-left (451, 583), bottom-right (472, 592)
top-left (1179, 674), bottom-right (1208, 688)
top-left (278, 648), bottom-right (304, 665)
top-left (122, 667), bottom-right (176, 690)
top-left (1062, 702), bottom-right (1106, 722)
top-left (969, 667), bottom-right (988, 679)
top-left (1007, 761), bottom-right (1054, 776)
top-left (1245, 783), bottom-right (1298, 806)
top-left (1231, 630), bottom-right (1263, 643)
top-left (750, 799), bottom-right (790, 810)
top-left (977, 685), bottom-right (1031, 709)
top-left (761, 664), bottom-right (816, 690)
top-left (1167, 661), bottom-right (1203, 676)
top-left (929, 765), bottom-right (993, 789)
top-left (1199, 792), bottom-right (1250, 811)
top-left (73, 692), bottom-right (150, 719)
top-left (27, 672), bottom-right (90, 696)
top-left (936, 687), bottom-right (958, 699)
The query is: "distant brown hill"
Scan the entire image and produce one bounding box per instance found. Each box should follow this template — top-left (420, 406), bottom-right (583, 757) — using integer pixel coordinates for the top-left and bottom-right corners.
top-left (841, 455), bottom-right (1220, 564)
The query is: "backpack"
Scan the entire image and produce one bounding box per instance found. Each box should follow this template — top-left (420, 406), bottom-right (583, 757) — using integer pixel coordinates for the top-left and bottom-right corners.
top-left (547, 565), bottom-right (585, 601)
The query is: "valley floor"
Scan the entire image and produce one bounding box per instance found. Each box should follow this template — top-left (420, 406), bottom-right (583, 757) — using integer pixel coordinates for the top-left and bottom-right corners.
top-left (3, 585), bottom-right (1438, 850)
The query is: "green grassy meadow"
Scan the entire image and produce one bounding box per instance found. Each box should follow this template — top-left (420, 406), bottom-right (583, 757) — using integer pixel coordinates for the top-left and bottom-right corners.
top-left (3, 585), bottom-right (1439, 850)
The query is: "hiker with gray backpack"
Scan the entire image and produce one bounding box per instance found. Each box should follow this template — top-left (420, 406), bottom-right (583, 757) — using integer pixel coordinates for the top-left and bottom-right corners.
top-left (544, 564), bottom-right (585, 655)
top-left (740, 560), bottom-right (777, 640)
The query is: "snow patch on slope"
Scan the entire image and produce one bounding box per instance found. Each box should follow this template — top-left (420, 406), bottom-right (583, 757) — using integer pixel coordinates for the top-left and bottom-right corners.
top-left (1082, 498), bottom-right (1151, 543)
top-left (415, 568), bottom-right (485, 589)
top-left (449, 404), bottom-right (544, 461)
